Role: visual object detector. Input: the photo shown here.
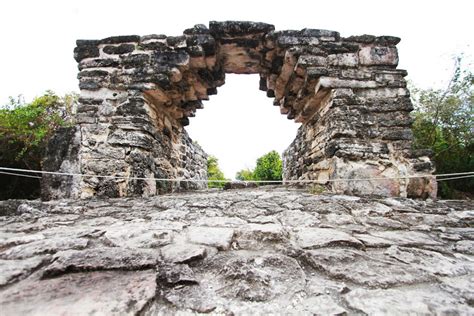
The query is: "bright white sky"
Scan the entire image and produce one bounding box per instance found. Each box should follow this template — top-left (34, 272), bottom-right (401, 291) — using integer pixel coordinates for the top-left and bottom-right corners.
top-left (0, 0), bottom-right (472, 178)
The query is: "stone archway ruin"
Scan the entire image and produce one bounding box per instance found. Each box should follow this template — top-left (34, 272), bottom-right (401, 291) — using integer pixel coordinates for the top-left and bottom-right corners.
top-left (42, 21), bottom-right (436, 199)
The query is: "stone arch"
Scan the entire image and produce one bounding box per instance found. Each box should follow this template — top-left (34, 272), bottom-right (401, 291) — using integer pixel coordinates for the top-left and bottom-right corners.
top-left (42, 21), bottom-right (436, 199)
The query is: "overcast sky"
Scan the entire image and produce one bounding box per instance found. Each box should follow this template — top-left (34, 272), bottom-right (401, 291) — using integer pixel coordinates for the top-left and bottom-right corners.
top-left (0, 0), bottom-right (472, 178)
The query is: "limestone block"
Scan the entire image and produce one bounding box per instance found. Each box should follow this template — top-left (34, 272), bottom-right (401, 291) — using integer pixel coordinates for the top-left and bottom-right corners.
top-left (187, 227), bottom-right (235, 250)
top-left (196, 216), bottom-right (247, 227)
top-left (166, 35), bottom-right (187, 48)
top-left (1, 270), bottom-right (156, 315)
top-left (369, 231), bottom-right (444, 247)
top-left (297, 55), bottom-right (327, 68)
top-left (74, 45), bottom-right (99, 62)
top-left (454, 240), bottom-right (474, 255)
top-left (356, 87), bottom-right (408, 98)
top-left (104, 222), bottom-right (173, 249)
top-left (236, 223), bottom-right (288, 249)
top-left (0, 257), bottom-right (49, 286)
top-left (327, 53), bottom-right (359, 67)
top-left (102, 44), bottom-right (135, 55)
top-left (295, 228), bottom-right (363, 249)
top-left (276, 36), bottom-right (319, 47)
top-left (183, 24), bottom-right (210, 35)
top-left (340, 69), bottom-right (373, 80)
top-left (345, 287), bottom-right (472, 315)
top-left (329, 159), bottom-right (401, 197)
top-left (359, 46), bottom-right (399, 66)
top-left (42, 248), bottom-right (159, 278)
top-left (78, 58), bottom-right (120, 70)
top-left (107, 129), bottom-right (155, 150)
top-left (0, 237), bottom-right (89, 260)
top-left (300, 28), bottom-right (340, 41)
top-left (209, 21), bottom-right (275, 37)
top-left (160, 243), bottom-right (208, 263)
top-left (216, 252), bottom-right (306, 302)
top-left (100, 35), bottom-right (140, 44)
top-left (305, 67), bottom-right (329, 79)
top-left (318, 77), bottom-right (378, 89)
top-left (304, 248), bottom-right (436, 288)
top-left (385, 246), bottom-right (468, 277)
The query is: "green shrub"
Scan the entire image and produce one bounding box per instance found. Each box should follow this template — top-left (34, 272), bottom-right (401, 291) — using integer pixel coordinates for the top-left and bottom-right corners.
top-left (0, 91), bottom-right (76, 199)
top-left (207, 155), bottom-right (227, 188)
top-left (253, 150), bottom-right (283, 182)
top-left (410, 56), bottom-right (473, 198)
top-left (235, 150), bottom-right (283, 184)
top-left (235, 168), bottom-right (254, 181)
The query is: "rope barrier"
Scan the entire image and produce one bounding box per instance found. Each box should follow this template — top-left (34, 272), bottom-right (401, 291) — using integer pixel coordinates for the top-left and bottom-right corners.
top-left (0, 171), bottom-right (42, 179)
top-left (433, 174), bottom-right (474, 182)
top-left (0, 166), bottom-right (473, 183)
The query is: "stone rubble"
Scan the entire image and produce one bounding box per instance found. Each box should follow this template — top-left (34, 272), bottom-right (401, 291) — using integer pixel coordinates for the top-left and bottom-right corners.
top-left (1, 186), bottom-right (473, 315)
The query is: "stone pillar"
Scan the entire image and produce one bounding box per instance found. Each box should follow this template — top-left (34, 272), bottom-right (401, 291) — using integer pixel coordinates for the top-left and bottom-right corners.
top-left (72, 88), bottom-right (208, 199)
top-left (44, 34), bottom-right (210, 199)
top-left (281, 36), bottom-right (436, 198)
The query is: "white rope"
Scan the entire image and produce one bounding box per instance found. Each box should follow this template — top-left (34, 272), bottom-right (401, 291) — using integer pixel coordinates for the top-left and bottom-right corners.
top-left (0, 170), bottom-right (42, 179)
top-left (0, 166), bottom-right (473, 183)
top-left (435, 174), bottom-right (474, 182)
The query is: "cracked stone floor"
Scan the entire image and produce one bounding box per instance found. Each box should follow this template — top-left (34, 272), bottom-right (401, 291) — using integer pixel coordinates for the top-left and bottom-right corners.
top-left (0, 186), bottom-right (473, 315)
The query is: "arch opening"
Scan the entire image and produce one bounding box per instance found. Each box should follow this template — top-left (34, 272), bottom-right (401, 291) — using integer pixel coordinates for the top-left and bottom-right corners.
top-left (185, 74), bottom-right (300, 179)
top-left (41, 21), bottom-right (437, 199)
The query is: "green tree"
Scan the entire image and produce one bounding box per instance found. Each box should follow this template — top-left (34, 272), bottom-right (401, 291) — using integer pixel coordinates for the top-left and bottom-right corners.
top-left (0, 91), bottom-right (76, 164)
top-left (207, 155), bottom-right (227, 188)
top-left (236, 168), bottom-right (254, 181)
top-left (252, 150), bottom-right (283, 183)
top-left (411, 56), bottom-right (473, 198)
top-left (0, 91), bottom-right (76, 199)
top-left (235, 151), bottom-right (284, 184)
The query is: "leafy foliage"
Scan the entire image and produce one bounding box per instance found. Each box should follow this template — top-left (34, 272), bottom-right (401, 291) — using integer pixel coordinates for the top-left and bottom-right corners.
top-left (253, 150), bottom-right (283, 182)
top-left (0, 91), bottom-right (76, 164)
top-left (207, 155), bottom-right (227, 188)
top-left (236, 168), bottom-right (254, 181)
top-left (0, 91), bottom-right (76, 199)
top-left (235, 150), bottom-right (283, 184)
top-left (410, 56), bottom-right (473, 198)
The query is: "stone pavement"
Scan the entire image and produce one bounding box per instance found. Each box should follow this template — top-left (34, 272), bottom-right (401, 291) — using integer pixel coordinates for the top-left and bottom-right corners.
top-left (0, 186), bottom-right (473, 315)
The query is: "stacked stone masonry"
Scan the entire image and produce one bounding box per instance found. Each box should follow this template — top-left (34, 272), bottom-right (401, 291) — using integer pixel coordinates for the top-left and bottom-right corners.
top-left (42, 21), bottom-right (435, 199)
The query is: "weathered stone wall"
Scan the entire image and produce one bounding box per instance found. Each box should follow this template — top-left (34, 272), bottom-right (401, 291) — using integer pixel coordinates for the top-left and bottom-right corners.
top-left (57, 89), bottom-right (207, 198)
top-left (41, 126), bottom-right (82, 200)
top-left (45, 21), bottom-right (435, 199)
top-left (282, 85), bottom-right (436, 198)
top-left (271, 33), bottom-right (436, 198)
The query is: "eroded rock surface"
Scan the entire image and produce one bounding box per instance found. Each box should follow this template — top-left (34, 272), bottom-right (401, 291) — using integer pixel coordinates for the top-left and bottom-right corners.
top-left (1, 187), bottom-right (473, 315)
top-left (44, 21), bottom-right (435, 200)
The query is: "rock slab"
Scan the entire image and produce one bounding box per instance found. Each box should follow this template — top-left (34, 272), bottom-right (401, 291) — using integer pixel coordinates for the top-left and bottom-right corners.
top-left (0, 187), bottom-right (472, 314)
